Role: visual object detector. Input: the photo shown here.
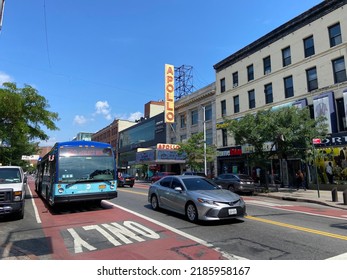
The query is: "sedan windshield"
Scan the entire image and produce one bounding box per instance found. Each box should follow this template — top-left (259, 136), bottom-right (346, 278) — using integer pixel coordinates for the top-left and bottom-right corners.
top-left (182, 178), bottom-right (220, 191)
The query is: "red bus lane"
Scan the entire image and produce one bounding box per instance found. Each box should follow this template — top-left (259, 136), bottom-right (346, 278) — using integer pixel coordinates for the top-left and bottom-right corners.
top-left (29, 180), bottom-right (230, 260)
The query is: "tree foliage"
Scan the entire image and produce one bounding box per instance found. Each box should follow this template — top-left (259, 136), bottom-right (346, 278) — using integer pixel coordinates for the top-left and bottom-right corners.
top-left (222, 106), bottom-right (328, 164)
top-left (0, 82), bottom-right (60, 165)
top-left (177, 132), bottom-right (216, 172)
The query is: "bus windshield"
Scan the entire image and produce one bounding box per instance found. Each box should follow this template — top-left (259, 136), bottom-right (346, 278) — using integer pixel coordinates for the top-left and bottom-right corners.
top-left (58, 156), bottom-right (115, 182)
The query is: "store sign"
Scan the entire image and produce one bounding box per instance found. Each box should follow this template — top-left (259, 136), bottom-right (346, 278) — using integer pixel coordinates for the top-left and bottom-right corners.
top-left (136, 150), bottom-right (155, 162)
top-left (157, 150), bottom-right (185, 161)
top-left (156, 143), bottom-right (180, 150)
top-left (21, 155), bottom-right (40, 160)
top-left (319, 132), bottom-right (347, 146)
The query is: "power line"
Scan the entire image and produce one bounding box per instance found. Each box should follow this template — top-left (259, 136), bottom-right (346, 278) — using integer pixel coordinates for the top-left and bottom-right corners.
top-left (43, 0), bottom-right (51, 67)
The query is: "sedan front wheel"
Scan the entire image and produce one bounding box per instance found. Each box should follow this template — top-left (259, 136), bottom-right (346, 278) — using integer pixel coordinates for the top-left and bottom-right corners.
top-left (186, 203), bottom-right (198, 223)
top-left (151, 194), bottom-right (159, 210)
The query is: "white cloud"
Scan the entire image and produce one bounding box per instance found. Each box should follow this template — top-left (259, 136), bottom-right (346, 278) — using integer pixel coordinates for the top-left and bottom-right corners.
top-left (0, 71), bottom-right (13, 84)
top-left (95, 101), bottom-right (112, 120)
top-left (73, 115), bottom-right (87, 125)
top-left (115, 111), bottom-right (143, 122)
top-left (128, 112), bottom-right (143, 121)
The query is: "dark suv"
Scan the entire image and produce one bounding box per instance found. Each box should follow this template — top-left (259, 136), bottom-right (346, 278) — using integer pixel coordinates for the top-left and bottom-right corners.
top-left (182, 171), bottom-right (207, 177)
top-left (213, 173), bottom-right (255, 195)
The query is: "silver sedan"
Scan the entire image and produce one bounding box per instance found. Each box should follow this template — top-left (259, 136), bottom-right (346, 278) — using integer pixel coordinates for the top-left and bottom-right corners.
top-left (148, 175), bottom-right (246, 223)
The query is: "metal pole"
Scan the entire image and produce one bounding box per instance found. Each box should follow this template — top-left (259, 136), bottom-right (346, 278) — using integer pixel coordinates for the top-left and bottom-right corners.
top-left (312, 143), bottom-right (320, 198)
top-left (203, 106), bottom-right (207, 176)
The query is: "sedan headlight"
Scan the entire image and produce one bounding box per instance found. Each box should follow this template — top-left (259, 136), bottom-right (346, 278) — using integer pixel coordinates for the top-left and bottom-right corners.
top-left (197, 198), bottom-right (217, 205)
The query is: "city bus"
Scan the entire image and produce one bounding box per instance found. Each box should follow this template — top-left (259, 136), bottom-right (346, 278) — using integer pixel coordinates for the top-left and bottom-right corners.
top-left (35, 141), bottom-right (117, 206)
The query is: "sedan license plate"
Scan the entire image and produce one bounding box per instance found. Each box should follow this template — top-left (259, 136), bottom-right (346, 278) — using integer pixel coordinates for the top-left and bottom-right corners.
top-left (99, 184), bottom-right (106, 189)
top-left (228, 208), bottom-right (237, 215)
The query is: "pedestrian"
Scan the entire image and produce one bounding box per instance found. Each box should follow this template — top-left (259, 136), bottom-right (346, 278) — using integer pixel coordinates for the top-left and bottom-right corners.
top-left (295, 170), bottom-right (305, 190)
top-left (325, 161), bottom-right (334, 184)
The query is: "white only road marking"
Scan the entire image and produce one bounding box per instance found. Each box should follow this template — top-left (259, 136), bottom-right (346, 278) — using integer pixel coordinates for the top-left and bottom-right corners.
top-left (102, 200), bottom-right (248, 260)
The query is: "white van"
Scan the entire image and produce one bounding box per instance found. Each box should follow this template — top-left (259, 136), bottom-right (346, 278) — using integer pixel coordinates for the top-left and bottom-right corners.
top-left (0, 166), bottom-right (26, 219)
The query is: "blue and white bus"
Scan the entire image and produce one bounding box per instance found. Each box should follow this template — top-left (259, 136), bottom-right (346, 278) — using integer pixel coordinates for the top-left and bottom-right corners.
top-left (35, 141), bottom-right (117, 206)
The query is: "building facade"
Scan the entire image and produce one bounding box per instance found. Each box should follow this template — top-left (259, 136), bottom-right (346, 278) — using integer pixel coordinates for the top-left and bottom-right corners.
top-left (91, 119), bottom-right (135, 165)
top-left (213, 0), bottom-right (347, 187)
top-left (167, 82), bottom-right (216, 177)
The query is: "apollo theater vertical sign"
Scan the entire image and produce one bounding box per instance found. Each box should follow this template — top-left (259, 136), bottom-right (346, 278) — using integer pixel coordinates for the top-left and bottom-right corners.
top-left (165, 64), bottom-right (174, 123)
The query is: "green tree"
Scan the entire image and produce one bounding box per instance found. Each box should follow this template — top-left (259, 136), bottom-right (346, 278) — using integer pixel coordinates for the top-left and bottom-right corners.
top-left (177, 132), bottom-right (216, 172)
top-left (222, 106), bottom-right (328, 177)
top-left (0, 82), bottom-right (60, 165)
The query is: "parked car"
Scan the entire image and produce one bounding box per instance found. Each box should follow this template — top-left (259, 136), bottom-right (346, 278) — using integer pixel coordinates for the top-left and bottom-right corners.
top-left (182, 171), bottom-right (207, 177)
top-left (0, 166), bottom-right (26, 219)
top-left (118, 173), bottom-right (135, 188)
top-left (148, 175), bottom-right (246, 223)
top-left (213, 173), bottom-right (256, 195)
top-left (150, 171), bottom-right (176, 183)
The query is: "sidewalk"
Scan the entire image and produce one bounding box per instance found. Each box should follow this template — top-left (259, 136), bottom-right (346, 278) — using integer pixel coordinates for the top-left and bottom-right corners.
top-left (256, 188), bottom-right (347, 210)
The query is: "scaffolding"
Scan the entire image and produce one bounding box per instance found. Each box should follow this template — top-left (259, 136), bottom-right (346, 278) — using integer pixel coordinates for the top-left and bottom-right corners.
top-left (174, 65), bottom-right (194, 99)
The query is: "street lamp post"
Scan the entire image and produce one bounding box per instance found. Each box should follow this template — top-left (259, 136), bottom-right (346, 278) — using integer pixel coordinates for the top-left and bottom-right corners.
top-left (202, 106), bottom-right (207, 176)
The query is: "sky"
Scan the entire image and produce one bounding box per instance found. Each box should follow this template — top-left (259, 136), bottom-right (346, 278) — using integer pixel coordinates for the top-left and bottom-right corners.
top-left (0, 0), bottom-right (322, 146)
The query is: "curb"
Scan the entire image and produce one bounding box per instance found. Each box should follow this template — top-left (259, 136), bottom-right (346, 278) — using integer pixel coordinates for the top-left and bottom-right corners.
top-left (256, 192), bottom-right (347, 210)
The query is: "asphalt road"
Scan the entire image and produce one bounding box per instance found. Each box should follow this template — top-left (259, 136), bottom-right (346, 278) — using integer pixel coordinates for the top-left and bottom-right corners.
top-left (1, 180), bottom-right (346, 260)
top-left (115, 184), bottom-right (347, 260)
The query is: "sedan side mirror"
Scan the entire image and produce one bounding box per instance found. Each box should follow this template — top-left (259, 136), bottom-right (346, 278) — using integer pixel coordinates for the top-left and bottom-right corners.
top-left (174, 187), bottom-right (183, 192)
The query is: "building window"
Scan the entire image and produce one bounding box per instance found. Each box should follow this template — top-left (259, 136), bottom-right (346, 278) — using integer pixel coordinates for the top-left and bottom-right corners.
top-left (332, 56), bottom-right (347, 84)
top-left (284, 76), bottom-right (294, 98)
top-left (264, 83), bottom-right (273, 104)
top-left (306, 67), bottom-right (318, 91)
top-left (221, 100), bottom-right (226, 117)
top-left (247, 64), bottom-right (254, 81)
top-left (204, 104), bottom-right (212, 121)
top-left (206, 128), bottom-right (213, 145)
top-left (336, 98), bottom-right (347, 131)
top-left (263, 56), bottom-right (271, 75)
top-left (329, 23), bottom-right (342, 47)
top-left (233, 95), bottom-right (239, 113)
top-left (191, 109), bottom-right (198, 126)
top-left (222, 129), bottom-right (228, 147)
top-left (248, 89), bottom-right (255, 109)
top-left (220, 78), bottom-right (226, 93)
top-left (180, 134), bottom-right (187, 142)
top-left (232, 71), bottom-right (238, 87)
top-left (304, 35), bottom-right (315, 58)
top-left (282, 46), bottom-right (291, 67)
top-left (180, 114), bottom-right (186, 128)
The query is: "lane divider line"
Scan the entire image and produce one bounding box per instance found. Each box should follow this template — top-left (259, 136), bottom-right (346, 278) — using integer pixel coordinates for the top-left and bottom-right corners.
top-left (246, 215), bottom-right (347, 241)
